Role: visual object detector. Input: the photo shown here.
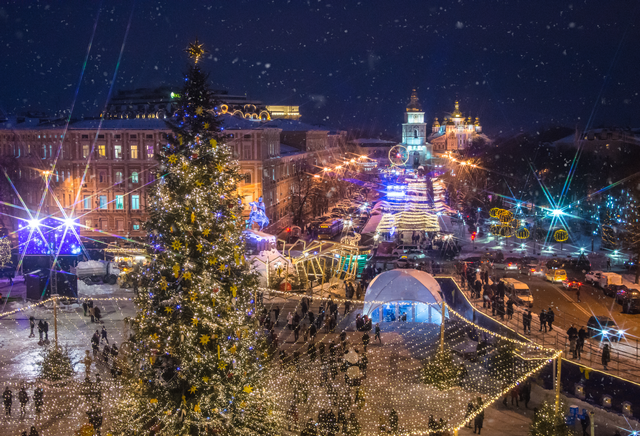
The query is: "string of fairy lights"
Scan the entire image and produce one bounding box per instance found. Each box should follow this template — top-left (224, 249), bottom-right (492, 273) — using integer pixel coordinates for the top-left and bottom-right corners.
top-left (0, 291), bottom-right (559, 434)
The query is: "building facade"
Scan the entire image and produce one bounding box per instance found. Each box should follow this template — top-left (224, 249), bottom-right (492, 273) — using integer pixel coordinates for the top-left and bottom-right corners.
top-left (0, 114), bottom-right (344, 242)
top-left (400, 89), bottom-right (433, 166)
top-left (428, 101), bottom-right (488, 153)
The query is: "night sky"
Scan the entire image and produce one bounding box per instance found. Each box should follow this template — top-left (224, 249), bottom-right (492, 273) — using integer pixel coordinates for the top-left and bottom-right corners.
top-left (1, 0), bottom-right (639, 138)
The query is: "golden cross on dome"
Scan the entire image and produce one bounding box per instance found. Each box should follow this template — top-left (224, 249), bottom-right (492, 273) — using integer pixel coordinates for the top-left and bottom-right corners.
top-left (185, 38), bottom-right (206, 64)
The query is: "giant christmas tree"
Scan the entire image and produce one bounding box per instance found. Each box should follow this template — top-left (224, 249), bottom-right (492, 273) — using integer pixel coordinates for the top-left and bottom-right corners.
top-left (112, 41), bottom-right (279, 435)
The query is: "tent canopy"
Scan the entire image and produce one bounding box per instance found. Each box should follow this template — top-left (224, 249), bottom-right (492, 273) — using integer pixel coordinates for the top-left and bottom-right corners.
top-left (363, 269), bottom-right (443, 317)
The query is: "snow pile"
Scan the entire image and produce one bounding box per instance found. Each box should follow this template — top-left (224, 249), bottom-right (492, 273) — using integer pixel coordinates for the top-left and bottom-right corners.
top-left (76, 260), bottom-right (106, 271)
top-left (77, 280), bottom-right (121, 296)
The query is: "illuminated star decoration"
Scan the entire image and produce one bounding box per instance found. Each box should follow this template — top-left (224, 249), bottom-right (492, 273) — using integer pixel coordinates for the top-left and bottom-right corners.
top-left (185, 39), bottom-right (206, 64)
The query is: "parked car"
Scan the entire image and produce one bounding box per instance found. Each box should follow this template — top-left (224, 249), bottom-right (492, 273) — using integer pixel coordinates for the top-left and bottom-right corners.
top-left (545, 269), bottom-right (567, 283)
top-left (603, 284), bottom-right (627, 298)
top-left (401, 249), bottom-right (426, 260)
top-left (494, 257), bottom-right (521, 271)
top-left (391, 245), bottom-right (420, 257)
top-left (587, 316), bottom-right (620, 341)
top-left (562, 280), bottom-right (582, 291)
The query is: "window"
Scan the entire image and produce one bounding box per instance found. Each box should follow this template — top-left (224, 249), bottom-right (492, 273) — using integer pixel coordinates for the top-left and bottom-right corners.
top-left (133, 223), bottom-right (140, 230)
top-left (131, 195), bottom-right (140, 210)
top-left (99, 171), bottom-right (106, 183)
top-left (114, 145), bottom-right (122, 159)
top-left (67, 171), bottom-right (71, 181)
top-left (114, 134), bottom-right (121, 139)
top-left (99, 195), bottom-right (107, 209)
top-left (131, 172), bottom-right (139, 183)
top-left (245, 173), bottom-right (251, 184)
top-left (98, 134), bottom-right (104, 139)
top-left (101, 220), bottom-right (108, 230)
top-left (116, 195), bottom-right (124, 209)
top-left (115, 171), bottom-right (123, 184)
top-left (98, 145), bottom-right (106, 157)
top-left (49, 144), bottom-right (52, 157)
top-left (82, 135), bottom-right (89, 139)
top-left (42, 144), bottom-right (46, 158)
top-left (116, 220), bottom-right (124, 231)
top-left (243, 145), bottom-right (251, 160)
top-left (27, 144), bottom-right (31, 155)
top-left (130, 145), bottom-right (138, 159)
top-left (272, 168), bottom-right (275, 181)
top-left (82, 145), bottom-right (90, 158)
top-left (85, 219), bottom-right (92, 228)
top-left (55, 170), bottom-right (59, 182)
top-left (129, 134), bottom-right (137, 139)
top-left (146, 134), bottom-right (153, 139)
top-left (146, 145), bottom-right (154, 158)
top-left (83, 196), bottom-right (90, 210)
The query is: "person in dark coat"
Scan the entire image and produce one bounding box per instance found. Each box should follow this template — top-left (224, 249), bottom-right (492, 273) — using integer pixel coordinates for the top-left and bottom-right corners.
top-left (474, 280), bottom-right (482, 301)
top-left (547, 307), bottom-right (555, 330)
top-left (374, 323), bottom-right (381, 344)
top-left (101, 326), bottom-right (109, 344)
top-left (602, 344), bottom-right (611, 370)
top-left (389, 409), bottom-right (399, 433)
top-left (465, 400), bottom-right (475, 427)
top-left (522, 310), bottom-right (532, 334)
top-left (473, 406), bottom-right (484, 434)
top-left (82, 300), bottom-right (88, 317)
top-left (579, 411), bottom-right (590, 436)
top-left (539, 310), bottom-right (547, 332)
top-left (91, 331), bottom-right (100, 357)
top-left (309, 322), bottom-right (317, 341)
top-left (28, 427), bottom-right (39, 436)
top-left (18, 387), bottom-right (29, 415)
top-left (522, 381), bottom-right (531, 408)
top-left (94, 306), bottom-right (102, 323)
top-left (506, 300), bottom-right (514, 320)
top-left (362, 332), bottom-right (370, 352)
top-left (37, 320), bottom-right (44, 341)
top-left (326, 409), bottom-right (338, 436)
top-left (301, 418), bottom-right (318, 436)
top-left (3, 386), bottom-right (11, 415)
top-left (33, 387), bottom-right (43, 413)
top-left (43, 321), bottom-right (49, 341)
top-left (29, 316), bottom-right (35, 338)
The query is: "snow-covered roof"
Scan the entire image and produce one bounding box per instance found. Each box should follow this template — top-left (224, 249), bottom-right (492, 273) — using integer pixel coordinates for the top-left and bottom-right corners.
top-left (280, 143), bottom-right (303, 156)
top-left (351, 138), bottom-right (396, 146)
top-left (69, 118), bottom-right (170, 130)
top-left (363, 269), bottom-right (443, 316)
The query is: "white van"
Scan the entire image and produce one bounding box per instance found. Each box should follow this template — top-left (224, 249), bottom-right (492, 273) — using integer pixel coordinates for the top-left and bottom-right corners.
top-left (391, 245), bottom-right (419, 257)
top-left (501, 278), bottom-right (534, 307)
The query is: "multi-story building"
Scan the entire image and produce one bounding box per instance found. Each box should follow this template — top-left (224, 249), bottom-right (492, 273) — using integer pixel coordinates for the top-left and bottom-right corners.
top-left (0, 113), bottom-right (345, 243)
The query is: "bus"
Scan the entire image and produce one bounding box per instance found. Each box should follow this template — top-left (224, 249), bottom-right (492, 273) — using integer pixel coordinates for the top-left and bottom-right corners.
top-left (317, 219), bottom-right (344, 240)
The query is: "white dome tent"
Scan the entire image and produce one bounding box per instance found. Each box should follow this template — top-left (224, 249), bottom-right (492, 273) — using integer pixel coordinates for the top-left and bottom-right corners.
top-left (363, 269), bottom-right (447, 324)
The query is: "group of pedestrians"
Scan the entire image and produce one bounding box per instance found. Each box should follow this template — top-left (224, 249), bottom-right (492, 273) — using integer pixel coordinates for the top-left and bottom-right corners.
top-left (538, 308), bottom-right (555, 332)
top-left (82, 299), bottom-right (102, 323)
top-left (463, 397), bottom-right (485, 434)
top-left (501, 380), bottom-right (532, 409)
top-left (566, 324), bottom-right (588, 360)
top-left (28, 316), bottom-right (49, 344)
top-left (3, 385), bottom-right (44, 434)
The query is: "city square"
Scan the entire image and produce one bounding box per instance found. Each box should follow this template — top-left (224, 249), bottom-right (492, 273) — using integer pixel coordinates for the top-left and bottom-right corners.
top-left (1, 1), bottom-right (640, 435)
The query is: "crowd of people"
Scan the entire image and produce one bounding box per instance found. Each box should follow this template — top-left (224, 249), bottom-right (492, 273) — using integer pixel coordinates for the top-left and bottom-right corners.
top-left (3, 385), bottom-right (44, 435)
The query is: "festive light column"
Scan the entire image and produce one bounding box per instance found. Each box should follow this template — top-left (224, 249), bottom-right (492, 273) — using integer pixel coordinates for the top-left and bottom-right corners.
top-left (110, 41), bottom-right (278, 435)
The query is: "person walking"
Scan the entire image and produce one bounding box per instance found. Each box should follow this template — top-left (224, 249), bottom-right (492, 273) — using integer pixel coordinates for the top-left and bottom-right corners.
top-left (33, 387), bottom-right (43, 413)
top-left (37, 320), bottom-right (44, 342)
top-left (547, 307), bottom-right (555, 331)
top-left (473, 405), bottom-right (484, 434)
top-left (362, 331), bottom-right (370, 352)
top-left (18, 386), bottom-right (29, 416)
top-left (523, 310), bottom-right (532, 334)
top-left (89, 305), bottom-right (95, 323)
top-left (465, 400), bottom-right (475, 427)
top-left (607, 258), bottom-right (611, 271)
top-left (28, 427), bottom-right (40, 436)
top-left (580, 410), bottom-right (590, 436)
top-left (576, 286), bottom-right (581, 302)
top-left (82, 300), bottom-right (88, 317)
top-left (3, 386), bottom-right (11, 415)
top-left (91, 331), bottom-right (100, 357)
top-left (506, 300), bottom-right (514, 320)
top-left (522, 381), bottom-right (531, 408)
top-left (101, 326), bottom-right (109, 344)
top-left (43, 320), bottom-right (49, 341)
top-left (374, 323), bottom-right (381, 344)
top-left (510, 386), bottom-right (519, 407)
top-left (602, 344), bottom-right (611, 370)
top-left (28, 316), bottom-right (35, 338)
top-left (539, 309), bottom-right (547, 332)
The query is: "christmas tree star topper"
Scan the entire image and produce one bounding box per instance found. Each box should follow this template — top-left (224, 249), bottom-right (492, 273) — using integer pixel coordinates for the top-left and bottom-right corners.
top-left (185, 38), bottom-right (206, 64)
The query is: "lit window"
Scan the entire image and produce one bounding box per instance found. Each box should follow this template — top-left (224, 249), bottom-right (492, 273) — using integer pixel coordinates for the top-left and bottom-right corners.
top-left (99, 195), bottom-right (107, 209)
top-left (116, 195), bottom-right (124, 210)
top-left (146, 145), bottom-right (154, 158)
top-left (115, 171), bottom-right (123, 183)
top-left (131, 172), bottom-right (139, 183)
top-left (42, 144), bottom-right (46, 158)
top-left (99, 171), bottom-right (106, 183)
top-left (114, 145), bottom-right (122, 159)
top-left (83, 196), bottom-right (90, 210)
top-left (131, 145), bottom-right (138, 159)
top-left (98, 145), bottom-right (106, 157)
top-left (82, 145), bottom-right (90, 158)
top-left (133, 223), bottom-right (140, 230)
top-left (131, 195), bottom-right (140, 210)
top-left (85, 219), bottom-right (92, 229)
